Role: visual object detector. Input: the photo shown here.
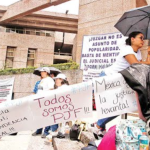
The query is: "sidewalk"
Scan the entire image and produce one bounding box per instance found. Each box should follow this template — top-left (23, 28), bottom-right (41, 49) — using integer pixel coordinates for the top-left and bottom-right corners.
top-left (0, 113), bottom-right (138, 150)
top-left (0, 131), bottom-right (53, 150)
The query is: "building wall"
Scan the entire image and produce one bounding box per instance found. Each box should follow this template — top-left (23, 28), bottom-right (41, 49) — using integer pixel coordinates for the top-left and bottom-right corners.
top-left (72, 35), bottom-right (77, 61)
top-left (146, 0), bottom-right (150, 4)
top-left (0, 69), bottom-right (83, 99)
top-left (55, 31), bottom-right (76, 44)
top-left (76, 0), bottom-right (149, 63)
top-left (0, 32), bottom-right (55, 69)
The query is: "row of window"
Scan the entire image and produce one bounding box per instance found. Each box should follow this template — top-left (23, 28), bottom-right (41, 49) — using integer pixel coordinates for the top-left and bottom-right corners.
top-left (5, 47), bottom-right (36, 68)
top-left (0, 27), bottom-right (55, 37)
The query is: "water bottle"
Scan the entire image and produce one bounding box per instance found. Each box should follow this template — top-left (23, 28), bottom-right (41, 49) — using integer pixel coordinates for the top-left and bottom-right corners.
top-left (139, 133), bottom-right (149, 150)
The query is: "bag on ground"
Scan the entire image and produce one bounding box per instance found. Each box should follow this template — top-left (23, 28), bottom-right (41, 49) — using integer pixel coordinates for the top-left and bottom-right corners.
top-left (69, 124), bottom-right (81, 140)
top-left (116, 119), bottom-right (146, 150)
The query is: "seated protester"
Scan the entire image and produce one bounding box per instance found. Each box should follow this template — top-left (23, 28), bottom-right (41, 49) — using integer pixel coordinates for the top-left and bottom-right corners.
top-left (95, 31), bottom-right (150, 135)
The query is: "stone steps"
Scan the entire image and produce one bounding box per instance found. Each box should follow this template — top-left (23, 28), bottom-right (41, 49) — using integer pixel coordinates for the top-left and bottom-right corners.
top-left (52, 131), bottom-right (96, 150)
top-left (53, 138), bottom-right (84, 150)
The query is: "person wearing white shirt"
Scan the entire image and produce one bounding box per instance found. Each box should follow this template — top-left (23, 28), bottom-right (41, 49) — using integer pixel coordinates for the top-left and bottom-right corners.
top-left (32, 67), bottom-right (57, 138)
top-left (37, 68), bottom-right (54, 94)
top-left (104, 44), bottom-right (142, 75)
top-left (96, 31), bottom-right (150, 136)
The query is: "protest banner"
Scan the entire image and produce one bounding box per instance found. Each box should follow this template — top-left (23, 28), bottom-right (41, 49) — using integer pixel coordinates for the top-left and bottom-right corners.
top-left (80, 32), bottom-right (126, 82)
top-left (93, 73), bottom-right (138, 119)
top-left (0, 81), bottom-right (92, 137)
top-left (0, 77), bottom-right (15, 103)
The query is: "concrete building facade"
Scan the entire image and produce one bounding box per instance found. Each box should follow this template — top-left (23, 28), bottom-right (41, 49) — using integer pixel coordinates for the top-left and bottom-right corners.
top-left (0, 3), bottom-right (78, 69)
top-left (76, 0), bottom-right (150, 63)
top-left (0, 27), bottom-right (76, 69)
top-left (0, 0), bottom-right (150, 70)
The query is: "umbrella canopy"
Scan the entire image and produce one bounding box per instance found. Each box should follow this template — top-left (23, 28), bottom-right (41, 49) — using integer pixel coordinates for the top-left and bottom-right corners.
top-left (33, 67), bottom-right (61, 76)
top-left (114, 5), bottom-right (150, 39)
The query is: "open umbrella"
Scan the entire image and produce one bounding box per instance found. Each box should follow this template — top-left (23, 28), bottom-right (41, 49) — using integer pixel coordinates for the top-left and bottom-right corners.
top-left (33, 67), bottom-right (61, 76)
top-left (114, 5), bottom-right (150, 39)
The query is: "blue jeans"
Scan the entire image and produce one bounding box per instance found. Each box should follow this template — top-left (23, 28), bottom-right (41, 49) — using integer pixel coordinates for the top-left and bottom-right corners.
top-left (97, 116), bottom-right (117, 131)
top-left (36, 124), bottom-right (58, 135)
top-left (97, 71), bottom-right (118, 130)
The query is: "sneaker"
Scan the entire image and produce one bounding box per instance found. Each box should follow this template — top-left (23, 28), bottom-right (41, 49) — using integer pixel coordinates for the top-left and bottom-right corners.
top-left (51, 131), bottom-right (58, 136)
top-left (32, 132), bottom-right (41, 136)
top-left (56, 132), bottom-right (65, 139)
top-left (41, 133), bottom-right (47, 138)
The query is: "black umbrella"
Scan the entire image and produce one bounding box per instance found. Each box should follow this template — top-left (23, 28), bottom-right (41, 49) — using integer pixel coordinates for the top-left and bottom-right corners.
top-left (115, 5), bottom-right (150, 39)
top-left (33, 67), bottom-right (61, 76)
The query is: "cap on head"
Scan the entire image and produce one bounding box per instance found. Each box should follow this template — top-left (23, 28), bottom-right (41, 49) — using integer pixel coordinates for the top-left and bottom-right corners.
top-left (40, 67), bottom-right (50, 74)
top-left (54, 73), bottom-right (67, 80)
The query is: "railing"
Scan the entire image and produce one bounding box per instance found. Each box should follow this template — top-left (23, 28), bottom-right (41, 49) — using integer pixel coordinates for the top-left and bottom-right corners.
top-left (54, 52), bottom-right (72, 56)
top-left (0, 27), bottom-right (55, 37)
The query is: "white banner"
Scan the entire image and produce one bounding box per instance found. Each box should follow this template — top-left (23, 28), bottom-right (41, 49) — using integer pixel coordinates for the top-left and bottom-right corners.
top-left (0, 77), bottom-right (15, 103)
top-left (93, 73), bottom-right (138, 119)
top-left (80, 33), bottom-right (126, 82)
top-left (0, 82), bottom-right (92, 137)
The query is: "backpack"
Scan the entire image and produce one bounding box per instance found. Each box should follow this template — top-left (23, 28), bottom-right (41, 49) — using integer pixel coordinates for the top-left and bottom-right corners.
top-left (69, 124), bottom-right (80, 141)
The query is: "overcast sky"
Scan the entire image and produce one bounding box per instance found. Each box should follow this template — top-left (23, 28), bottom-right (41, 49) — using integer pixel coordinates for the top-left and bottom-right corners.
top-left (0, 0), bottom-right (79, 15)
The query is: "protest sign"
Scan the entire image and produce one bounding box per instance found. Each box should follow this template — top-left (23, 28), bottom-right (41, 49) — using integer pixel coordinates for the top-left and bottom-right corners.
top-left (80, 33), bottom-right (126, 81)
top-left (93, 73), bottom-right (138, 119)
top-left (0, 82), bottom-right (92, 137)
top-left (0, 77), bottom-right (14, 103)
top-left (0, 97), bottom-right (33, 137)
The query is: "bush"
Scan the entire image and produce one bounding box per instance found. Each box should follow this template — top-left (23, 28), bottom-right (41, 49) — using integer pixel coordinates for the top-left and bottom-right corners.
top-left (0, 61), bottom-right (79, 75)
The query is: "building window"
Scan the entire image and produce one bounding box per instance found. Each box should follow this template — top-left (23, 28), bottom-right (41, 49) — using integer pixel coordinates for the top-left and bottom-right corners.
top-left (46, 33), bottom-right (51, 37)
top-left (26, 30), bottom-right (31, 34)
top-left (27, 49), bottom-right (36, 67)
top-left (5, 47), bottom-right (15, 68)
top-left (36, 32), bottom-right (40, 36)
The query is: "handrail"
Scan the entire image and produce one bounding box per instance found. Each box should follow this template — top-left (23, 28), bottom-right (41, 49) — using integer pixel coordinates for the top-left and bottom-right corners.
top-left (54, 52), bottom-right (72, 56)
top-left (0, 27), bottom-right (55, 37)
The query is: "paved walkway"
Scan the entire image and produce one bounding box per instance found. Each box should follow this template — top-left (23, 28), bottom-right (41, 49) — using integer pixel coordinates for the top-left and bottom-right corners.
top-left (0, 114), bottom-right (138, 150)
top-left (0, 131), bottom-right (54, 150)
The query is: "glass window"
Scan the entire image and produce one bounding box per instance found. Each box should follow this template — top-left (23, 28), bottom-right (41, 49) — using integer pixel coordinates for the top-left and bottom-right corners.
top-left (5, 47), bottom-right (16, 68)
top-left (27, 49), bottom-right (36, 67)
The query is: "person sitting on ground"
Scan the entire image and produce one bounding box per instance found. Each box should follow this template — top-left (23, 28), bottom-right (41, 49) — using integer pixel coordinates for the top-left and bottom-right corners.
top-left (95, 31), bottom-right (150, 136)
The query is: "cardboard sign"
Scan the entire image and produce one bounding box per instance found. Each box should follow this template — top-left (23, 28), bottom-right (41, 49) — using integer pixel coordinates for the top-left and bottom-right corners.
top-left (0, 77), bottom-right (14, 103)
top-left (93, 73), bottom-right (138, 119)
top-left (80, 33), bottom-right (126, 81)
top-left (0, 82), bottom-right (92, 137)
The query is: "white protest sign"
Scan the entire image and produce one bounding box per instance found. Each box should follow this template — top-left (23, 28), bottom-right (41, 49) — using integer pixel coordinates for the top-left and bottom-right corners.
top-left (93, 73), bottom-right (138, 119)
top-left (29, 82), bottom-right (92, 129)
top-left (0, 77), bottom-right (15, 103)
top-left (80, 33), bottom-right (126, 82)
top-left (0, 97), bottom-right (33, 137)
top-left (0, 82), bottom-right (92, 137)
